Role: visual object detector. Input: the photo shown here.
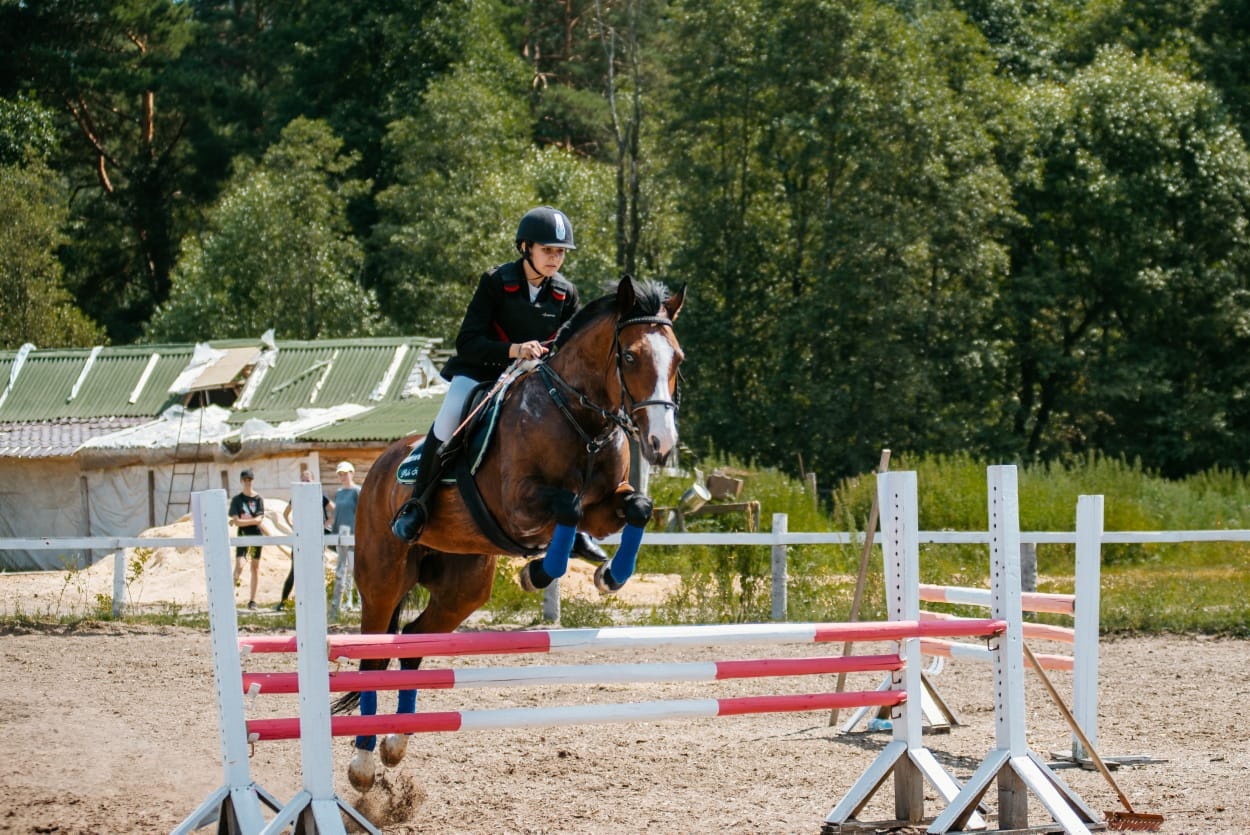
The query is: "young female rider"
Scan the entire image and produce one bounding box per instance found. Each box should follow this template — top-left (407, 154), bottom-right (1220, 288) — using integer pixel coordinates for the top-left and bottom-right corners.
top-left (390, 206), bottom-right (608, 562)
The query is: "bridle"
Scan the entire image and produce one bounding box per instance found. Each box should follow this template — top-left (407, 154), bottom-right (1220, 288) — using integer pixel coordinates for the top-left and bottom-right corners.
top-left (612, 315), bottom-right (681, 418)
top-left (537, 312), bottom-right (680, 463)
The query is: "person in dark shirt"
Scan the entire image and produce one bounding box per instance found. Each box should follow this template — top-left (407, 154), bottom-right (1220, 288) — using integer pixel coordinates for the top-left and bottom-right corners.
top-left (390, 207), bottom-right (604, 563)
top-left (228, 468), bottom-right (265, 610)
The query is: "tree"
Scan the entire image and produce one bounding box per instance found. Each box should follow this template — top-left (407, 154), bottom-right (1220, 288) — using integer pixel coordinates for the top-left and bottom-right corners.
top-left (146, 118), bottom-right (381, 342)
top-left (0, 0), bottom-right (197, 341)
top-left (0, 156), bottom-right (104, 348)
top-left (662, 0), bottom-right (1015, 478)
top-left (0, 93), bottom-right (59, 165)
top-left (368, 2), bottom-right (619, 340)
top-left (1003, 47), bottom-right (1250, 474)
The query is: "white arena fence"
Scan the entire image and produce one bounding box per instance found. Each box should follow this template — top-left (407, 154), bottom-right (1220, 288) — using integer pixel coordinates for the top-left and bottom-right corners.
top-left (12, 502), bottom-right (1250, 622)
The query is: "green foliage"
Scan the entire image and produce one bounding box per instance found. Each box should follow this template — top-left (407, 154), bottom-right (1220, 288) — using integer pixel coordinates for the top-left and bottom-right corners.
top-left (0, 157), bottom-right (105, 348)
top-left (0, 0), bottom-right (199, 341)
top-left (146, 118), bottom-right (383, 342)
top-left (0, 93), bottom-right (59, 164)
top-left (5, 0), bottom-right (1250, 488)
top-left (664, 0), bottom-right (1017, 479)
top-left (1003, 47), bottom-right (1250, 475)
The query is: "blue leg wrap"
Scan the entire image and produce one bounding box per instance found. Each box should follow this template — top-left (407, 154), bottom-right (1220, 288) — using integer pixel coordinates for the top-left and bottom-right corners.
top-left (607, 523), bottom-right (645, 586)
top-left (397, 688), bottom-right (417, 715)
top-left (540, 523), bottom-right (576, 581)
top-left (355, 690), bottom-right (378, 751)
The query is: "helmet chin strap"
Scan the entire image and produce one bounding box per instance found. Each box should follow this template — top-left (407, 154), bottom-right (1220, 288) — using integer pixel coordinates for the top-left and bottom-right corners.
top-left (519, 242), bottom-right (545, 283)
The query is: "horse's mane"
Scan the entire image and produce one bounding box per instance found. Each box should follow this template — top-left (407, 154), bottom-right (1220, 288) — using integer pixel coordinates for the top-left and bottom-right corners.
top-left (553, 278), bottom-right (672, 350)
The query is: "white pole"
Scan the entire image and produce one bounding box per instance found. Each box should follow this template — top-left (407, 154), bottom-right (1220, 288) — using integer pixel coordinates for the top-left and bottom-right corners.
top-left (111, 546), bottom-right (126, 618)
top-left (543, 577), bottom-right (561, 623)
top-left (173, 490), bottom-right (279, 834)
top-left (261, 483), bottom-right (378, 834)
top-left (1072, 495), bottom-right (1104, 759)
top-left (330, 525), bottom-right (350, 623)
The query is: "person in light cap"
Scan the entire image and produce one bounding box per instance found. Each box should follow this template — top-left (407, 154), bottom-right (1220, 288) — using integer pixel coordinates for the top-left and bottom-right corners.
top-left (333, 461), bottom-right (359, 534)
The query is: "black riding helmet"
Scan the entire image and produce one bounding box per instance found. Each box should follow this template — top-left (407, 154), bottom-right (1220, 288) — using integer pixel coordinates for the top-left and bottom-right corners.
top-left (515, 206), bottom-right (576, 252)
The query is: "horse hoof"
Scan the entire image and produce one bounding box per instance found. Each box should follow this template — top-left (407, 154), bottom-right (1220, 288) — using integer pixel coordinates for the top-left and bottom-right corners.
top-left (348, 749), bottom-right (377, 793)
top-left (594, 563), bottom-right (623, 594)
top-left (379, 733), bottom-right (410, 767)
top-left (518, 561), bottom-right (538, 592)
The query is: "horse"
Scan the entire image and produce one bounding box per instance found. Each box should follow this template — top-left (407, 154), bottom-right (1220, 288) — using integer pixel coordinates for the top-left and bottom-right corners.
top-left (337, 275), bottom-right (685, 792)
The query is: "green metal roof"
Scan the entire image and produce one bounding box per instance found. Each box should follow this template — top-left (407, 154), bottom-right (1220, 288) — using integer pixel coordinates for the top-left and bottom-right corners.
top-left (297, 399), bottom-right (442, 442)
top-left (0, 344), bottom-right (191, 421)
top-left (240, 338), bottom-right (424, 416)
top-left (1, 336), bottom-right (447, 452)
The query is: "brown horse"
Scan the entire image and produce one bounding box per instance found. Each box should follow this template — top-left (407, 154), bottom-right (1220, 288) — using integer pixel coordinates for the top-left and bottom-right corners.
top-left (339, 275), bottom-right (684, 792)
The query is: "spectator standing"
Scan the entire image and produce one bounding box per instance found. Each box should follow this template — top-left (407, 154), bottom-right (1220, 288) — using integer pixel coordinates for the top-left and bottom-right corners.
top-left (276, 469), bottom-right (333, 611)
top-left (333, 461), bottom-right (360, 533)
top-left (329, 461), bottom-right (362, 617)
top-left (228, 469), bottom-right (265, 610)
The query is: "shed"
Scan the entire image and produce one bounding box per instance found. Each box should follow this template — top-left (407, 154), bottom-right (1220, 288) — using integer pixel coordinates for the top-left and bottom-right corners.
top-left (0, 333), bottom-right (447, 569)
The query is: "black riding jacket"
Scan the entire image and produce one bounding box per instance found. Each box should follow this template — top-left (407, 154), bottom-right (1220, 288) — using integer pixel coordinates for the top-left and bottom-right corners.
top-left (441, 259), bottom-right (581, 383)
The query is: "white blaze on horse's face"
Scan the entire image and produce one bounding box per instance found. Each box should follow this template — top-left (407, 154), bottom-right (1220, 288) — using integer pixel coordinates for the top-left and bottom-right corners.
top-left (634, 329), bottom-right (682, 463)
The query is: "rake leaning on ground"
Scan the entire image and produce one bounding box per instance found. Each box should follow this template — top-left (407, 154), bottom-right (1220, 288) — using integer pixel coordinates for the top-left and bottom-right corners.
top-left (1022, 642), bottom-right (1164, 832)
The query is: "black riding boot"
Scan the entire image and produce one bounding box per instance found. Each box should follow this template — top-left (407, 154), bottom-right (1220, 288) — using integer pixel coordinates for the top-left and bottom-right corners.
top-left (391, 433), bottom-right (443, 542)
top-left (571, 531), bottom-right (609, 564)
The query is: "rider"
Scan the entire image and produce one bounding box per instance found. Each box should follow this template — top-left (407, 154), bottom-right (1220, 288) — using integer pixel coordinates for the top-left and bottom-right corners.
top-left (390, 206), bottom-right (608, 563)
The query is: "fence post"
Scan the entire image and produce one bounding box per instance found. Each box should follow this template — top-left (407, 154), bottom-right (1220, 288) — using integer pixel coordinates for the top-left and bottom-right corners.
top-left (173, 489), bottom-right (279, 834)
top-left (261, 483), bottom-right (375, 834)
top-left (1073, 494), bottom-right (1104, 760)
top-left (111, 546), bottom-right (126, 618)
top-left (543, 578), bottom-right (561, 623)
top-left (770, 513), bottom-right (788, 621)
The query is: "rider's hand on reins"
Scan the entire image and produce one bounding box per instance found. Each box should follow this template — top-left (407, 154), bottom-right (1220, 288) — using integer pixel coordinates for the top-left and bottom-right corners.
top-left (510, 340), bottom-right (547, 361)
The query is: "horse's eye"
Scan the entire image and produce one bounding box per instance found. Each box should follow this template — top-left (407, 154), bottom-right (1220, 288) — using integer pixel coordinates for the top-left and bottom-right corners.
top-left (623, 351), bottom-right (637, 365)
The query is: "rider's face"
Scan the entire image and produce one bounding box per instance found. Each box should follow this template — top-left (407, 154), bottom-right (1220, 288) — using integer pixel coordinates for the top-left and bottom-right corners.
top-left (528, 244), bottom-right (567, 278)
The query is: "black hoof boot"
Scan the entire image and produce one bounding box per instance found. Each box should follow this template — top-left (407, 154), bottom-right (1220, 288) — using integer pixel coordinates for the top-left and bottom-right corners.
top-left (391, 497), bottom-right (427, 542)
top-left (594, 564), bottom-right (624, 594)
top-left (571, 531), bottom-right (609, 564)
top-left (519, 559), bottom-right (555, 592)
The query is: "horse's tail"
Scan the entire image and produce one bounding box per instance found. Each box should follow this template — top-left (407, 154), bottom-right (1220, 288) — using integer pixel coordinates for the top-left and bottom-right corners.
top-left (330, 592), bottom-right (410, 715)
top-left (331, 690), bottom-right (360, 715)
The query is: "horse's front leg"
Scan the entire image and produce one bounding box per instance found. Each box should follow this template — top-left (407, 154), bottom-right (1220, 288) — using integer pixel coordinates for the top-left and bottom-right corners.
top-left (582, 484), bottom-right (652, 593)
top-left (518, 489), bottom-right (582, 592)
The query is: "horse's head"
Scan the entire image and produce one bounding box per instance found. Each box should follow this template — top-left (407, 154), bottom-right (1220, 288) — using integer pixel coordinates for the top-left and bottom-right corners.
top-left (612, 275), bottom-right (686, 465)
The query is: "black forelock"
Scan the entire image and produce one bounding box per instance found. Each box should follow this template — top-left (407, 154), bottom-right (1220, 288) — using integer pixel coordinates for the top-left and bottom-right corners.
top-left (553, 278), bottom-right (671, 349)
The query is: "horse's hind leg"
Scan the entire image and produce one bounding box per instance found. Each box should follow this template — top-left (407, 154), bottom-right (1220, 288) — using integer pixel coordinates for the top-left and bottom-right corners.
top-left (345, 544), bottom-right (419, 794)
top-left (377, 552), bottom-right (498, 770)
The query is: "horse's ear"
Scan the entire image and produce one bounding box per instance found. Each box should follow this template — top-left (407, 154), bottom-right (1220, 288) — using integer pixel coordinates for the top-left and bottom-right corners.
top-left (664, 283), bottom-right (686, 322)
top-left (615, 274), bottom-right (639, 314)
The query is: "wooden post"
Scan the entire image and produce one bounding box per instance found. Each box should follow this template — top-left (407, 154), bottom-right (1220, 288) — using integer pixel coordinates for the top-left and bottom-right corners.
top-left (829, 449), bottom-right (890, 726)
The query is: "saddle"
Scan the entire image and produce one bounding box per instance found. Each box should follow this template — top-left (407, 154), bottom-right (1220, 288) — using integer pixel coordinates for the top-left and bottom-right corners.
top-left (396, 379), bottom-right (501, 485)
top-left (395, 375), bottom-right (546, 557)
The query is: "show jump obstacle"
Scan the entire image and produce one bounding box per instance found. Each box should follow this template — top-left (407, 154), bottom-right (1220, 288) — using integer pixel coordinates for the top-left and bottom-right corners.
top-left (840, 493), bottom-right (1105, 763)
top-left (177, 470), bottom-right (1099, 835)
